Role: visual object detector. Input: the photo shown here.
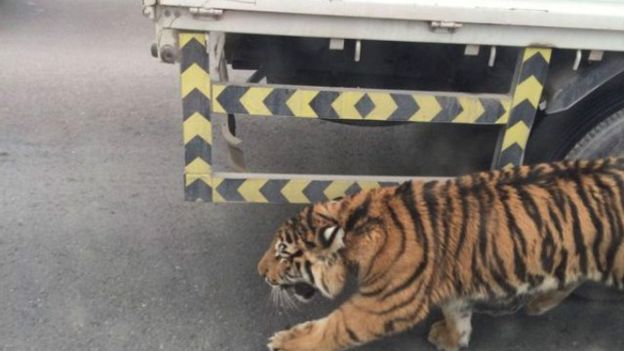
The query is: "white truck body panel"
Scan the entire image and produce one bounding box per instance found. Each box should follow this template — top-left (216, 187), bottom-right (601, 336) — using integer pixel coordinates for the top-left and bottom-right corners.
top-left (154, 0), bottom-right (624, 50)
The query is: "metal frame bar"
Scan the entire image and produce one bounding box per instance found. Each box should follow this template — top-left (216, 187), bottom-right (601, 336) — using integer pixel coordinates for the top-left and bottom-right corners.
top-left (180, 33), bottom-right (213, 201)
top-left (493, 48), bottom-right (552, 168)
top-left (179, 32), bottom-right (551, 203)
top-left (212, 83), bottom-right (511, 125)
top-left (211, 172), bottom-right (443, 204)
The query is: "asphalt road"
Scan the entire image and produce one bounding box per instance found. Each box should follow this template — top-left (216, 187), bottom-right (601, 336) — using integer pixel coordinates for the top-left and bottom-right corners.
top-left (2, 1), bottom-right (624, 350)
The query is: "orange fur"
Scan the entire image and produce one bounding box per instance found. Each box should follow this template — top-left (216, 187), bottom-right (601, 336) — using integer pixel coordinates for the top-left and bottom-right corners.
top-left (258, 157), bottom-right (624, 351)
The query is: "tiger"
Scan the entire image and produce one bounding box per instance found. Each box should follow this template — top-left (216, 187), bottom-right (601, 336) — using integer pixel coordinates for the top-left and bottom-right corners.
top-left (257, 157), bottom-right (624, 351)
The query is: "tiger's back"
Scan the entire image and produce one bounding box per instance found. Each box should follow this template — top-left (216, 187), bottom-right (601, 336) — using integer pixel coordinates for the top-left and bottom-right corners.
top-left (413, 157), bottom-right (624, 350)
top-left (432, 157), bottom-right (624, 299)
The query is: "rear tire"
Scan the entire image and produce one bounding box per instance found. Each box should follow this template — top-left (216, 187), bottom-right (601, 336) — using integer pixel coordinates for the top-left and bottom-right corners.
top-left (565, 109), bottom-right (624, 160)
top-left (526, 74), bottom-right (624, 164)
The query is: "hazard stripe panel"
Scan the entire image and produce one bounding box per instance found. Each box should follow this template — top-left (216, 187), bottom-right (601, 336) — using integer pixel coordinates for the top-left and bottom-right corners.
top-left (180, 32), bottom-right (213, 202)
top-left (183, 173), bottom-right (431, 203)
top-left (213, 176), bottom-right (403, 204)
top-left (182, 175), bottom-right (410, 203)
top-left (494, 48), bottom-right (551, 169)
top-left (178, 32), bottom-right (550, 203)
top-left (213, 83), bottom-right (511, 125)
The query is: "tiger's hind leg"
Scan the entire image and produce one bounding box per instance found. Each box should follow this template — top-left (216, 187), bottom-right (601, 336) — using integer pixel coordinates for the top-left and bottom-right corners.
top-left (525, 283), bottom-right (579, 316)
top-left (428, 300), bottom-right (472, 351)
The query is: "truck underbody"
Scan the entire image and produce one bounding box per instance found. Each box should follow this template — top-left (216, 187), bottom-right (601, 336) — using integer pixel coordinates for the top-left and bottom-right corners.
top-left (143, 0), bottom-right (624, 204)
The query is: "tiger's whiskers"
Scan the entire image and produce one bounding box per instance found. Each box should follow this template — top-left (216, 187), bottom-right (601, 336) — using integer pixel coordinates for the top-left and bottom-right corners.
top-left (270, 286), bottom-right (300, 311)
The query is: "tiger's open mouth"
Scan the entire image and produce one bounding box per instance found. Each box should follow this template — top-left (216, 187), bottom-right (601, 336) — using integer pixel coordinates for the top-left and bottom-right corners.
top-left (283, 282), bottom-right (316, 301)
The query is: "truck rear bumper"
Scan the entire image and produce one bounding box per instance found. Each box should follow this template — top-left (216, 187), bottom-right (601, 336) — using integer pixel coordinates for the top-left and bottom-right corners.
top-left (179, 32), bottom-right (550, 203)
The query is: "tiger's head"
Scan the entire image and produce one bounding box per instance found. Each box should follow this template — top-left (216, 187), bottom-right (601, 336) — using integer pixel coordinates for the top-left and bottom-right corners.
top-left (257, 201), bottom-right (348, 302)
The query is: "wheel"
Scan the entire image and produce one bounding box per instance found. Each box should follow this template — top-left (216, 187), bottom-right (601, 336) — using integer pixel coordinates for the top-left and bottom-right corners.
top-left (566, 109), bottom-right (624, 160)
top-left (526, 74), bottom-right (624, 164)
top-left (527, 75), bottom-right (624, 301)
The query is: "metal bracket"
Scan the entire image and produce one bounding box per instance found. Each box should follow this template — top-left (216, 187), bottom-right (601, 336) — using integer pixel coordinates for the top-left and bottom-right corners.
top-left (430, 21), bottom-right (462, 33)
top-left (219, 68), bottom-right (266, 173)
top-left (354, 40), bottom-right (361, 62)
top-left (329, 38), bottom-right (345, 51)
top-left (488, 46), bottom-right (497, 67)
top-left (208, 32), bottom-right (227, 79)
top-left (573, 50), bottom-right (583, 71)
top-left (464, 44), bottom-right (480, 56)
top-left (221, 120), bottom-right (246, 172)
top-left (155, 29), bottom-right (178, 64)
top-left (211, 32), bottom-right (245, 172)
top-left (588, 50), bottom-right (605, 62)
top-left (190, 7), bottom-right (224, 17)
top-left (142, 0), bottom-right (156, 19)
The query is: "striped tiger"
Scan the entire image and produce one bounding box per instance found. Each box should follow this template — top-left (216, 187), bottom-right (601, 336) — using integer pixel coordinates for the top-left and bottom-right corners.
top-left (257, 157), bottom-right (624, 351)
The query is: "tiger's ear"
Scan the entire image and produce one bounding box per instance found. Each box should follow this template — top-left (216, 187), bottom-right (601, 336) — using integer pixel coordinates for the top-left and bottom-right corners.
top-left (315, 199), bottom-right (343, 222)
top-left (320, 226), bottom-right (345, 252)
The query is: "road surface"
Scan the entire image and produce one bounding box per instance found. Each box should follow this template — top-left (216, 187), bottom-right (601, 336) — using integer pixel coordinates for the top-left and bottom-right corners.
top-left (1, 0), bottom-right (623, 350)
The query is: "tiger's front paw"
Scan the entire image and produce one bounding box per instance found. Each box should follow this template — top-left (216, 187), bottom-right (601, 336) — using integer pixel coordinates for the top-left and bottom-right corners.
top-left (267, 322), bottom-right (312, 351)
top-left (427, 320), bottom-right (461, 351)
top-left (267, 321), bottom-right (334, 351)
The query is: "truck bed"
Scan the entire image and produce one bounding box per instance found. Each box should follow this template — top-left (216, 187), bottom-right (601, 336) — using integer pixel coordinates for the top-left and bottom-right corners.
top-left (154, 0), bottom-right (624, 51)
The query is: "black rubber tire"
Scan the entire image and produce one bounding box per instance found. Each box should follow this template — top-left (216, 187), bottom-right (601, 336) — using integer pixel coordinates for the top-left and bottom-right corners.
top-left (526, 74), bottom-right (624, 165)
top-left (566, 109), bottom-right (624, 160)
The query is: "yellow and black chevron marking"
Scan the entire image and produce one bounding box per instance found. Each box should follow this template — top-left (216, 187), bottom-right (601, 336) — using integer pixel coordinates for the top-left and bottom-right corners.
top-left (180, 32), bottom-right (213, 202)
top-left (494, 48), bottom-right (552, 169)
top-left (179, 38), bottom-right (549, 203)
top-left (211, 177), bottom-right (401, 204)
top-left (212, 83), bottom-right (511, 125)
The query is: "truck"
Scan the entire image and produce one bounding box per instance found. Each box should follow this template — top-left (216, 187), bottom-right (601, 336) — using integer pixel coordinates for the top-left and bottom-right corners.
top-left (142, 0), bottom-right (624, 300)
top-left (142, 0), bottom-right (624, 204)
